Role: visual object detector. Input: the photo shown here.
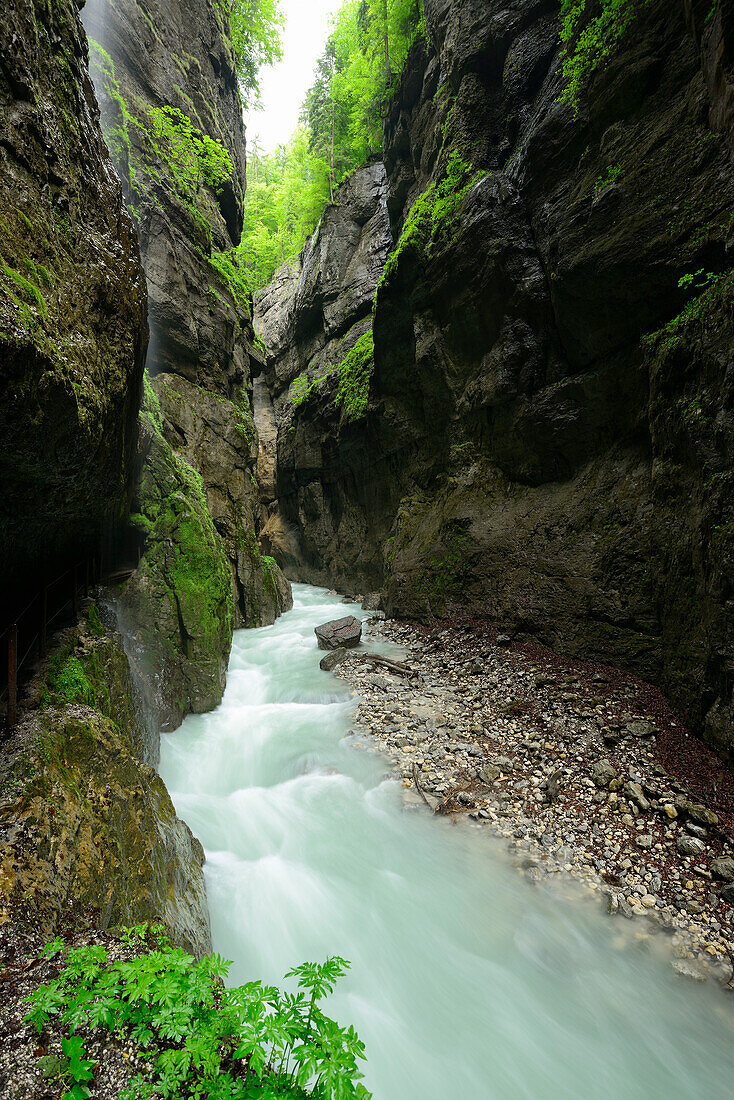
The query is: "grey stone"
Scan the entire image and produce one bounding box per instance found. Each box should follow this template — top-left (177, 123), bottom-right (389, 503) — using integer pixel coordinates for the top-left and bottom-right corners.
top-left (591, 760), bottom-right (617, 788)
top-left (624, 782), bottom-right (650, 812)
top-left (626, 720), bottom-right (655, 739)
top-left (711, 857), bottom-right (734, 882)
top-left (320, 647), bottom-right (348, 672)
top-left (315, 616), bottom-right (363, 650)
top-left (676, 835), bottom-right (706, 857)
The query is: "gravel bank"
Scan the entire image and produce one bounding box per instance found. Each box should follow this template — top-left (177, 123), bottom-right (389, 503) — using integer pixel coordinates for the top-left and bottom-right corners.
top-left (335, 615), bottom-right (734, 988)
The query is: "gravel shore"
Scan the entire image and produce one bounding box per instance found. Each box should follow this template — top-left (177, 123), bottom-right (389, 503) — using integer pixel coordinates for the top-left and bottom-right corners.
top-left (335, 614), bottom-right (734, 987)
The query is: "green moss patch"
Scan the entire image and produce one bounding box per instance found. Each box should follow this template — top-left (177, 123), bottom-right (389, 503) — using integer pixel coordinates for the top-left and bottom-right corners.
top-left (336, 331), bottom-right (373, 422)
top-left (376, 152), bottom-right (485, 296)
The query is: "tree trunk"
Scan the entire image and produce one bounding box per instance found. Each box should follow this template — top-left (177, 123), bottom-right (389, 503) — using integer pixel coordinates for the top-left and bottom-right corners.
top-left (383, 0), bottom-right (392, 81)
top-left (329, 96), bottom-right (336, 204)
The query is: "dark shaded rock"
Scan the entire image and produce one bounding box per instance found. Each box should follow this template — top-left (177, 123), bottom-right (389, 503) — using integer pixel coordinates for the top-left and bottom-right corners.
top-left (711, 857), bottom-right (734, 881)
top-left (720, 884), bottom-right (734, 905)
top-left (676, 798), bottom-right (719, 826)
top-left (257, 0), bottom-right (734, 759)
top-left (320, 647), bottom-right (348, 671)
top-left (0, 0), bottom-right (147, 624)
top-left (315, 616), bottom-right (363, 651)
top-left (363, 592), bottom-right (385, 611)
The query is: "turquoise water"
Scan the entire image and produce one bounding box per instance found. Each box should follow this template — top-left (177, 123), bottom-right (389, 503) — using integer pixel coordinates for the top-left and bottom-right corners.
top-left (160, 584), bottom-right (734, 1099)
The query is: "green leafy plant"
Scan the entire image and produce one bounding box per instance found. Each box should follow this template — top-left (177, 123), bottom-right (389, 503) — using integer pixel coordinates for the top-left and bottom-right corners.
top-left (594, 163), bottom-right (623, 193)
top-left (559, 0), bottom-right (652, 111)
top-left (677, 268), bottom-right (719, 291)
top-left (24, 928), bottom-right (370, 1100)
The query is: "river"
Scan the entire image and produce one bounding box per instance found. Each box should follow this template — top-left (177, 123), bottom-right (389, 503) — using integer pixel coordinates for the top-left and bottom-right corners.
top-left (159, 584), bottom-right (734, 1098)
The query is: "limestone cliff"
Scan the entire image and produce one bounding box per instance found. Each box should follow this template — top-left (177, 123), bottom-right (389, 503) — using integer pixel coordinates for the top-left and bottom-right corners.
top-left (0, 0), bottom-right (147, 625)
top-left (255, 163), bottom-right (393, 586)
top-left (83, 0), bottom-right (291, 728)
top-left (257, 0), bottom-right (734, 759)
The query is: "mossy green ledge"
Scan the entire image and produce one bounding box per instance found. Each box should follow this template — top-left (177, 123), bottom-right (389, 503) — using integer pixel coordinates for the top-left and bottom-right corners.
top-left (0, 612), bottom-right (211, 956)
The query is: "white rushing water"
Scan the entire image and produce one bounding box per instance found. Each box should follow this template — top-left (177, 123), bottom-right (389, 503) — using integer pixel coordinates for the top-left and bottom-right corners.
top-left (160, 584), bottom-right (734, 1099)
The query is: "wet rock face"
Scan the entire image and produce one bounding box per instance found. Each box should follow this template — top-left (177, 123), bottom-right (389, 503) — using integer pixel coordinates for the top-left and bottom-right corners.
top-left (84, 0), bottom-right (292, 720)
top-left (254, 164), bottom-right (393, 589)
top-left (0, 0), bottom-right (147, 622)
top-left (260, 0), bottom-right (734, 757)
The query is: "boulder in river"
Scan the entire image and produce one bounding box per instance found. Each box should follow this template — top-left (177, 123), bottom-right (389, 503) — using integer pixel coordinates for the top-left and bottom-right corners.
top-left (320, 647), bottom-right (348, 671)
top-left (315, 616), bottom-right (362, 650)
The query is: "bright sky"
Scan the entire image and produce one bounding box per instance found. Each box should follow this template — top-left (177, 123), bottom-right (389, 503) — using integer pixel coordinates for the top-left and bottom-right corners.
top-left (245, 0), bottom-right (341, 154)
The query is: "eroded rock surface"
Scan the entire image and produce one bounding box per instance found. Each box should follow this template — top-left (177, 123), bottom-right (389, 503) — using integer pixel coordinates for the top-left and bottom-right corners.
top-left (258, 0), bottom-right (734, 757)
top-left (84, 0), bottom-right (291, 724)
top-left (0, 0), bottom-right (147, 624)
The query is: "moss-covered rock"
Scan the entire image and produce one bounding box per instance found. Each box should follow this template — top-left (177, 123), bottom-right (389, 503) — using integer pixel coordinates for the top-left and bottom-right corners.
top-left (119, 382), bottom-right (234, 731)
top-left (0, 617), bottom-right (210, 956)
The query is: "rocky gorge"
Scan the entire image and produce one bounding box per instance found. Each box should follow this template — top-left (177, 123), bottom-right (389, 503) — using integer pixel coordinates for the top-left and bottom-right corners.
top-left (255, 0), bottom-right (734, 767)
top-left (1, 0), bottom-right (734, 1094)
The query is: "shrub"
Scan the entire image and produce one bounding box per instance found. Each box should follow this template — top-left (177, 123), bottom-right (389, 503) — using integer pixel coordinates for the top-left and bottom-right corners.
top-left (25, 927), bottom-right (370, 1100)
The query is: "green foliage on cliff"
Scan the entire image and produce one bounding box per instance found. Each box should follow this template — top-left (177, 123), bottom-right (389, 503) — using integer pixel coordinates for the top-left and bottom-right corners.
top-left (25, 927), bottom-right (370, 1100)
top-left (237, 0), bottom-right (424, 290)
top-left (209, 247), bottom-right (253, 316)
top-left (377, 152), bottom-right (483, 292)
top-left (559, 0), bottom-right (651, 110)
top-left (146, 106), bottom-right (234, 199)
top-left (225, 0), bottom-right (284, 103)
top-left (336, 331), bottom-right (373, 422)
top-left (88, 41), bottom-right (233, 235)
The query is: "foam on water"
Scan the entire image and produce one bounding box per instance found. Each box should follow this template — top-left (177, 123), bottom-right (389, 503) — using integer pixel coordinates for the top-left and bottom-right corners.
top-left (160, 583), bottom-right (734, 1099)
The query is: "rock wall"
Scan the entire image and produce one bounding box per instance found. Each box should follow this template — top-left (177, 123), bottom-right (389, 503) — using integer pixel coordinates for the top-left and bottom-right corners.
top-left (0, 0), bottom-right (212, 952)
top-left (0, 607), bottom-right (210, 955)
top-left (0, 0), bottom-right (147, 624)
top-left (84, 0), bottom-right (291, 727)
top-left (258, 0), bottom-right (734, 759)
top-left (255, 162), bottom-right (393, 587)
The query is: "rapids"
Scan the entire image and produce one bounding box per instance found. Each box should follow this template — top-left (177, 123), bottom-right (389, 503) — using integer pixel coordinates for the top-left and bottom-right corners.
top-left (160, 584), bottom-right (734, 1099)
